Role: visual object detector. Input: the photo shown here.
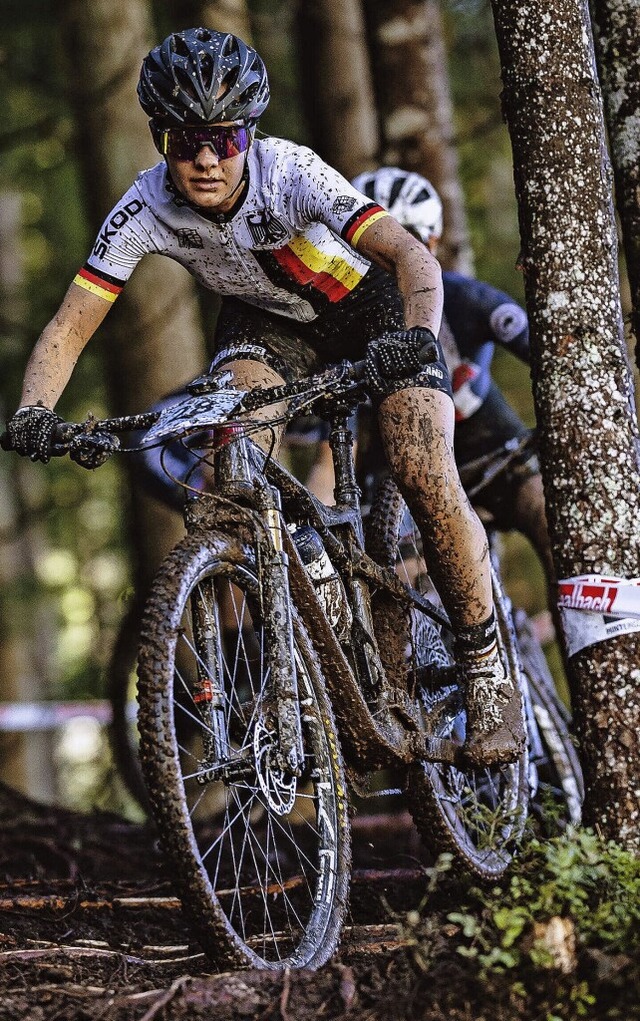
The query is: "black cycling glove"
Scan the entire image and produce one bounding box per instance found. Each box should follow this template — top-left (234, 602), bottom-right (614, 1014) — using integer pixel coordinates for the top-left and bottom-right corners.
top-left (365, 327), bottom-right (439, 400)
top-left (68, 432), bottom-right (120, 470)
top-left (4, 405), bottom-right (61, 463)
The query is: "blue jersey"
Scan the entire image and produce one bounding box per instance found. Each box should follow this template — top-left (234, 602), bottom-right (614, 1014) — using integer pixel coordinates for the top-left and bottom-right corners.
top-left (441, 272), bottom-right (529, 421)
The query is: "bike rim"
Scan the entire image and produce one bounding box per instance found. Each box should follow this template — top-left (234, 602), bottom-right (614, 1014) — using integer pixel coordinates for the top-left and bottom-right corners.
top-left (168, 562), bottom-right (341, 967)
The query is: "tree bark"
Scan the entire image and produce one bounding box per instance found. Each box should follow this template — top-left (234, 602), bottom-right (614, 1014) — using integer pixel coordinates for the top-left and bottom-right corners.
top-left (362, 0), bottom-right (474, 273)
top-left (294, 0), bottom-right (380, 180)
top-left (490, 0), bottom-right (640, 847)
top-left (590, 0), bottom-right (640, 366)
top-left (59, 0), bottom-right (207, 589)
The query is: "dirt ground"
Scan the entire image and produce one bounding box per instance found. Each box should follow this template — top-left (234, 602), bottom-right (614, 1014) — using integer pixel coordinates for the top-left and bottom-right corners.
top-left (0, 783), bottom-right (637, 1021)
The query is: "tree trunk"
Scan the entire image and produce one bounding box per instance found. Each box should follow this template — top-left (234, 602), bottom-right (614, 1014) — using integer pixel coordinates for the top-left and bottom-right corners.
top-left (590, 0), bottom-right (640, 366)
top-left (250, 0), bottom-right (311, 145)
top-left (362, 0), bottom-right (474, 273)
top-left (490, 0), bottom-right (640, 848)
top-left (294, 0), bottom-right (380, 180)
top-left (0, 193), bottom-right (57, 803)
top-left (59, 0), bottom-right (207, 589)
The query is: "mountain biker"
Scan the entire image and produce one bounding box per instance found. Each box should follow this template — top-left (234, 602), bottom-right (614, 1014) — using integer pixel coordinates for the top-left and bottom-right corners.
top-left (350, 168), bottom-right (555, 600)
top-left (3, 28), bottom-right (521, 766)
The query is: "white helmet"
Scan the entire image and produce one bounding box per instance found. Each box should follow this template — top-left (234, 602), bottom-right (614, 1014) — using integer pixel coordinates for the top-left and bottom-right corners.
top-left (351, 167), bottom-right (443, 245)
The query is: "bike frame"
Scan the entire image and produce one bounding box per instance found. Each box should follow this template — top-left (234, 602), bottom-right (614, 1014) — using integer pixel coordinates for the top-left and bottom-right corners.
top-left (195, 405), bottom-right (460, 777)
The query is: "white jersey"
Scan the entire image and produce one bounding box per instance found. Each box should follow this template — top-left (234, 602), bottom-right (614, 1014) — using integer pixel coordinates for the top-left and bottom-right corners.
top-left (73, 137), bottom-right (388, 323)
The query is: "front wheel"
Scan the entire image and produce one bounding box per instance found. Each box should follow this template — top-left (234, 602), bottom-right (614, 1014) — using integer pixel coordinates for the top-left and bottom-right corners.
top-left (367, 477), bottom-right (529, 879)
top-left (137, 532), bottom-right (350, 970)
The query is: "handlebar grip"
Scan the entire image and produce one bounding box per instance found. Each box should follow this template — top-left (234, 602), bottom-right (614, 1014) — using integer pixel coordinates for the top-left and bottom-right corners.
top-left (348, 359), bottom-right (367, 382)
top-left (0, 431), bottom-right (13, 452)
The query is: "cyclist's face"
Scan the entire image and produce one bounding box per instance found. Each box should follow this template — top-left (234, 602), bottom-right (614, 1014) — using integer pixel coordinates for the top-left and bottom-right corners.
top-left (166, 130), bottom-right (247, 213)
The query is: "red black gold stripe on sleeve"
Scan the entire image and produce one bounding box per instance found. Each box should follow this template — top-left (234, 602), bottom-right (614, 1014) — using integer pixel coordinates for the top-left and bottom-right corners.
top-left (342, 203), bottom-right (389, 247)
top-left (73, 264), bottom-right (125, 303)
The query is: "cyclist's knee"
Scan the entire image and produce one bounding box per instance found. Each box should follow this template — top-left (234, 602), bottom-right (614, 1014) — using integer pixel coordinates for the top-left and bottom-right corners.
top-left (217, 358), bottom-right (286, 391)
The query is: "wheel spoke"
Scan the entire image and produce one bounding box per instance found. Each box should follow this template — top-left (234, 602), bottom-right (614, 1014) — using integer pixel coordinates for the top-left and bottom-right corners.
top-left (136, 545), bottom-right (348, 967)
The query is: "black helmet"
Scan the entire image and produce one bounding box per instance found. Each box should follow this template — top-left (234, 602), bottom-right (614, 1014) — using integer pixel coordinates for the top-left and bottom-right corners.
top-left (138, 28), bottom-right (270, 126)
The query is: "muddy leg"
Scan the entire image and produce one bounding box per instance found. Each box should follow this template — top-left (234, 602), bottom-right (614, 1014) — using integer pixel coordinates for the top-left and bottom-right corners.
top-left (378, 387), bottom-right (523, 765)
top-left (377, 386), bottom-right (491, 627)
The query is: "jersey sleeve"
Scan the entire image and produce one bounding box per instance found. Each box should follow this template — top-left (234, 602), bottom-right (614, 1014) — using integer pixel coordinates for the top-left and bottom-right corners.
top-left (483, 284), bottom-right (530, 362)
top-left (74, 186), bottom-right (155, 303)
top-left (285, 147), bottom-right (389, 248)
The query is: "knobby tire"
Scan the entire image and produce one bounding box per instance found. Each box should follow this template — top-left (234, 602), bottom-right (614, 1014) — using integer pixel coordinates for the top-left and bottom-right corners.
top-left (514, 609), bottom-right (583, 829)
top-left (367, 476), bottom-right (529, 879)
top-left (136, 532), bottom-right (351, 970)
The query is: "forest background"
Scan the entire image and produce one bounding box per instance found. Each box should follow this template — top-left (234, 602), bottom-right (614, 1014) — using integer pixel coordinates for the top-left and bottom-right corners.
top-left (0, 0), bottom-right (634, 815)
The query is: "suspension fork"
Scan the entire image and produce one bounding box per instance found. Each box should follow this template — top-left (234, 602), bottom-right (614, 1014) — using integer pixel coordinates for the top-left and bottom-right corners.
top-left (190, 577), bottom-right (229, 764)
top-left (214, 429), bottom-right (305, 776)
top-left (254, 480), bottom-right (305, 776)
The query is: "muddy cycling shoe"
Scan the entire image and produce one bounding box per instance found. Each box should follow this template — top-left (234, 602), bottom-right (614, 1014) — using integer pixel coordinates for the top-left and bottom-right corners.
top-left (462, 649), bottom-right (525, 767)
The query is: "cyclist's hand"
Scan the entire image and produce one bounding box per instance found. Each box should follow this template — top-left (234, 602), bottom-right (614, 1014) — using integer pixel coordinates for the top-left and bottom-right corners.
top-left (3, 405), bottom-right (61, 463)
top-left (365, 327), bottom-right (439, 398)
top-left (69, 432), bottom-right (120, 470)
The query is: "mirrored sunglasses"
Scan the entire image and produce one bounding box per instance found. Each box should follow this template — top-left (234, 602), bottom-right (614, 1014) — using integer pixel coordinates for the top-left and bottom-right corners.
top-left (153, 124), bottom-right (251, 162)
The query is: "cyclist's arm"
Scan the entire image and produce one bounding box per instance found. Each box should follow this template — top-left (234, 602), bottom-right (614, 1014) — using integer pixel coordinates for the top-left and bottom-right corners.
top-left (458, 275), bottom-right (530, 363)
top-left (18, 283), bottom-right (113, 410)
top-left (355, 216), bottom-right (443, 336)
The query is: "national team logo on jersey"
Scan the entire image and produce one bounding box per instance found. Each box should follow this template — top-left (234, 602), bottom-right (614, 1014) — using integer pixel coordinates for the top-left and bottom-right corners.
top-left (176, 228), bottom-right (203, 249)
top-left (332, 195), bottom-right (357, 215)
top-left (245, 210), bottom-right (289, 246)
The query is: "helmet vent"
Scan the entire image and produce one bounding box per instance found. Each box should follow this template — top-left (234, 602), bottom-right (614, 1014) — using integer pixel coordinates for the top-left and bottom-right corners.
top-left (199, 52), bottom-right (214, 91)
top-left (172, 35), bottom-right (191, 58)
top-left (221, 35), bottom-right (236, 58)
top-left (195, 28), bottom-right (212, 42)
top-left (174, 66), bottom-right (199, 102)
top-left (389, 177), bottom-right (407, 206)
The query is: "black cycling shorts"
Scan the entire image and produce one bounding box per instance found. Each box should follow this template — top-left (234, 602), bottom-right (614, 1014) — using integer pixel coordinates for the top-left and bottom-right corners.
top-left (209, 264), bottom-right (453, 400)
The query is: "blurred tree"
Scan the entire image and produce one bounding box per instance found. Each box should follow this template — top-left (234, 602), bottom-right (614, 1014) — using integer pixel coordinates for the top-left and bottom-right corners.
top-left (590, 0), bottom-right (640, 365)
top-left (294, 0), bottom-right (380, 179)
top-left (249, 0), bottom-right (311, 144)
top-left (58, 0), bottom-right (207, 591)
top-left (165, 0), bottom-right (252, 37)
top-left (362, 0), bottom-right (474, 272)
top-left (0, 191), bottom-right (57, 801)
top-left (491, 0), bottom-right (640, 849)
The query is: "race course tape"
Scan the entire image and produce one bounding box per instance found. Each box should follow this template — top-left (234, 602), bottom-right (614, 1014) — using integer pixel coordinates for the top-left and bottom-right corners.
top-left (0, 700), bottom-right (137, 732)
top-left (557, 574), bottom-right (640, 656)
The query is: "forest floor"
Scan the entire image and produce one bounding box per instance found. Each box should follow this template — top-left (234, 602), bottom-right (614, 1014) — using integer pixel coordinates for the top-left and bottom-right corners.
top-left (0, 783), bottom-right (637, 1021)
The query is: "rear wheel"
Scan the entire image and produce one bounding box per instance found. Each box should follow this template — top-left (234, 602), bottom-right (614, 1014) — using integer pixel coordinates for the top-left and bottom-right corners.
top-left (137, 533), bottom-right (350, 970)
top-left (514, 609), bottom-right (583, 830)
top-left (367, 476), bottom-right (529, 878)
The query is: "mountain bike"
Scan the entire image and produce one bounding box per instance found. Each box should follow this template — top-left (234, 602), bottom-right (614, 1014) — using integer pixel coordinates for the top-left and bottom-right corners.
top-left (107, 421), bottom-right (583, 833)
top-left (41, 360), bottom-right (530, 970)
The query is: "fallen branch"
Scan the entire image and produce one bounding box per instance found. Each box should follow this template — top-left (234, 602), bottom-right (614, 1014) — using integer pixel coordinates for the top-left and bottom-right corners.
top-left (138, 975), bottom-right (193, 1021)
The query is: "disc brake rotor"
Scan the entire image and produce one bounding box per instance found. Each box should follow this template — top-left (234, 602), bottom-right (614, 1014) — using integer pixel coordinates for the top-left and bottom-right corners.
top-left (253, 716), bottom-right (297, 815)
